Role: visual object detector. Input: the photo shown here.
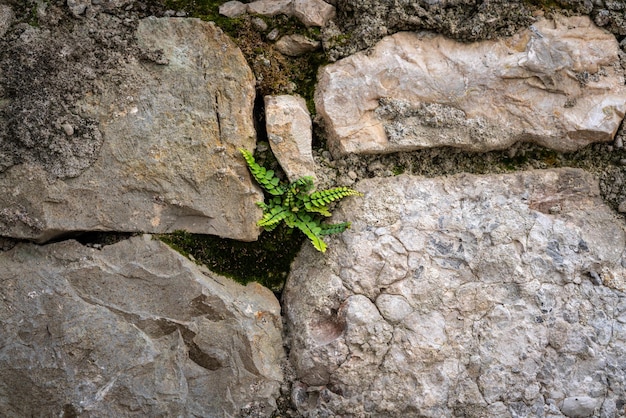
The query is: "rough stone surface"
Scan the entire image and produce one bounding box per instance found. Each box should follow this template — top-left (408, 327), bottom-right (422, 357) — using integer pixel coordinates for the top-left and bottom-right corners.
top-left (0, 4), bottom-right (13, 39)
top-left (219, 0), bottom-right (247, 18)
top-left (247, 0), bottom-right (293, 17)
top-left (0, 17), bottom-right (263, 242)
top-left (316, 16), bottom-right (626, 157)
top-left (292, 0), bottom-right (335, 27)
top-left (265, 95), bottom-right (317, 182)
top-left (0, 235), bottom-right (284, 417)
top-left (275, 33), bottom-right (320, 56)
top-left (284, 168), bottom-right (626, 417)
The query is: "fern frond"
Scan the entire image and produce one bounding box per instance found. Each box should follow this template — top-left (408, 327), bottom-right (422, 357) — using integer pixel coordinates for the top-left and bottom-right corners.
top-left (293, 213), bottom-right (327, 253)
top-left (319, 222), bottom-right (351, 236)
top-left (309, 187), bottom-right (363, 207)
top-left (258, 205), bottom-right (290, 227)
top-left (240, 149), bottom-right (284, 196)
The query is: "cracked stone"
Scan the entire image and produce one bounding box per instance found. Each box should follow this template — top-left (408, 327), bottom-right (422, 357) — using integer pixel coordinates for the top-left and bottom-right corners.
top-left (316, 16), bottom-right (626, 156)
top-left (284, 168), bottom-right (626, 417)
top-left (0, 235), bottom-right (284, 416)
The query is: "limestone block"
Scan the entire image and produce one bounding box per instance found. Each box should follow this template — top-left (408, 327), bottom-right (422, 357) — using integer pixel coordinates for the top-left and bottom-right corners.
top-left (265, 95), bottom-right (317, 182)
top-left (315, 16), bottom-right (626, 156)
top-left (0, 17), bottom-right (262, 242)
top-left (0, 236), bottom-right (284, 416)
top-left (284, 168), bottom-right (626, 417)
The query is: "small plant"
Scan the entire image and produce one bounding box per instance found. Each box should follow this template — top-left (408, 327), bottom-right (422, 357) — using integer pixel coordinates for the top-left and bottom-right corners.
top-left (240, 148), bottom-right (362, 252)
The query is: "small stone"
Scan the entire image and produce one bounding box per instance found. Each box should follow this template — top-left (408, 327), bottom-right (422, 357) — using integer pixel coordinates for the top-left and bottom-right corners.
top-left (267, 28), bottom-right (280, 41)
top-left (615, 135), bottom-right (624, 148)
top-left (292, 0), bottom-right (335, 27)
top-left (347, 170), bottom-right (357, 180)
top-left (247, 0), bottom-right (293, 17)
top-left (0, 5), bottom-right (14, 39)
top-left (175, 10), bottom-right (187, 17)
top-left (561, 396), bottom-right (598, 418)
top-left (618, 201), bottom-right (626, 213)
top-left (61, 123), bottom-right (74, 136)
top-left (275, 34), bottom-right (320, 56)
top-left (219, 0), bottom-right (247, 18)
top-left (251, 16), bottom-right (268, 31)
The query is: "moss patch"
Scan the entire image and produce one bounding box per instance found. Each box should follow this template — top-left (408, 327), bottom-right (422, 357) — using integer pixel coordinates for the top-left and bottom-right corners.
top-left (158, 225), bottom-right (304, 293)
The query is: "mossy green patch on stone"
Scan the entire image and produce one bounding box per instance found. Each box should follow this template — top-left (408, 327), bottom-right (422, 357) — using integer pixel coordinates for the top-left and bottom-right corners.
top-left (158, 225), bottom-right (304, 293)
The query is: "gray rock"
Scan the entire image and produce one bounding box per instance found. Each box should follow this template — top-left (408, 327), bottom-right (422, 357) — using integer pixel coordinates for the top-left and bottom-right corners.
top-left (0, 17), bottom-right (263, 242)
top-left (247, 0), bottom-right (293, 17)
top-left (0, 235), bottom-right (284, 416)
top-left (316, 16), bottom-right (626, 156)
top-left (284, 168), bottom-right (626, 417)
top-left (67, 0), bottom-right (90, 17)
top-left (0, 4), bottom-right (13, 39)
top-left (219, 0), bottom-right (247, 18)
top-left (561, 396), bottom-right (599, 417)
top-left (275, 33), bottom-right (321, 56)
top-left (265, 95), bottom-right (317, 182)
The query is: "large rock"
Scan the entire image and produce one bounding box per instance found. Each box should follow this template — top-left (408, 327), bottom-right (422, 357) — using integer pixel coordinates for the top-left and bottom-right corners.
top-left (0, 17), bottom-right (263, 242)
top-left (316, 16), bottom-right (626, 156)
top-left (284, 168), bottom-right (626, 417)
top-left (0, 235), bottom-right (284, 416)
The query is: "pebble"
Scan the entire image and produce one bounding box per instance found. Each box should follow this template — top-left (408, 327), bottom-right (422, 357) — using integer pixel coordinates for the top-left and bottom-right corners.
top-left (267, 28), bottom-right (280, 41)
top-left (252, 17), bottom-right (268, 31)
top-left (347, 170), bottom-right (357, 180)
top-left (62, 123), bottom-right (74, 136)
top-left (619, 158), bottom-right (626, 166)
top-left (618, 201), bottom-right (626, 213)
top-left (615, 135), bottom-right (624, 148)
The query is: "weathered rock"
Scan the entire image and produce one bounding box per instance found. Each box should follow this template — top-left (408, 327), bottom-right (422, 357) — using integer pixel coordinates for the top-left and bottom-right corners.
top-left (293, 0), bottom-right (335, 27)
top-left (247, 0), bottom-right (293, 17)
top-left (284, 168), bottom-right (626, 417)
top-left (219, 0), bottom-right (247, 18)
top-left (0, 235), bottom-right (284, 416)
top-left (0, 4), bottom-right (13, 39)
top-left (322, 0), bottom-right (537, 61)
top-left (0, 17), bottom-right (263, 242)
top-left (265, 95), bottom-right (317, 182)
top-left (276, 33), bottom-right (320, 56)
top-left (316, 16), bottom-right (626, 156)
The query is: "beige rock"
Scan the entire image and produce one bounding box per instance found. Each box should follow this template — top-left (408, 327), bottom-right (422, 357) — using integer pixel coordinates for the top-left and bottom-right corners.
top-left (315, 16), bottom-right (626, 156)
top-left (265, 95), bottom-right (317, 182)
top-left (293, 0), bottom-right (335, 27)
top-left (275, 33), bottom-right (320, 56)
top-left (247, 0), bottom-right (293, 16)
top-left (0, 17), bottom-right (263, 242)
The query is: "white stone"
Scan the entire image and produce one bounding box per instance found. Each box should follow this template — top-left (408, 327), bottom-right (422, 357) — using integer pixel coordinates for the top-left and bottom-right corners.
top-left (265, 95), bottom-right (316, 182)
top-left (315, 16), bottom-right (626, 156)
top-left (284, 168), bottom-right (626, 416)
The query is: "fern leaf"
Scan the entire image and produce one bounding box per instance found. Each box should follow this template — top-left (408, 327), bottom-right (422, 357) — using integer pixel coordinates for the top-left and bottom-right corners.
top-left (294, 213), bottom-right (327, 252)
top-left (319, 221), bottom-right (351, 236)
top-left (309, 187), bottom-right (362, 207)
top-left (258, 205), bottom-right (290, 227)
top-left (240, 149), bottom-right (284, 196)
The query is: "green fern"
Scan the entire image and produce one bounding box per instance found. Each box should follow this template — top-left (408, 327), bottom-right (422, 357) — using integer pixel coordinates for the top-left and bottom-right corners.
top-left (240, 148), bottom-right (362, 252)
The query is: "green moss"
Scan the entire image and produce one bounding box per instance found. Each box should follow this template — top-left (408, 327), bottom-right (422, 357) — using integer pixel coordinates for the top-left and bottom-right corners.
top-left (158, 225), bottom-right (304, 293)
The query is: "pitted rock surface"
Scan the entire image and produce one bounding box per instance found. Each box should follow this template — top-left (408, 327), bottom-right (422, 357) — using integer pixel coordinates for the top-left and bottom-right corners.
top-left (284, 168), bottom-right (626, 417)
top-left (0, 17), bottom-right (263, 242)
top-left (0, 235), bottom-right (284, 417)
top-left (316, 16), bottom-right (626, 156)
